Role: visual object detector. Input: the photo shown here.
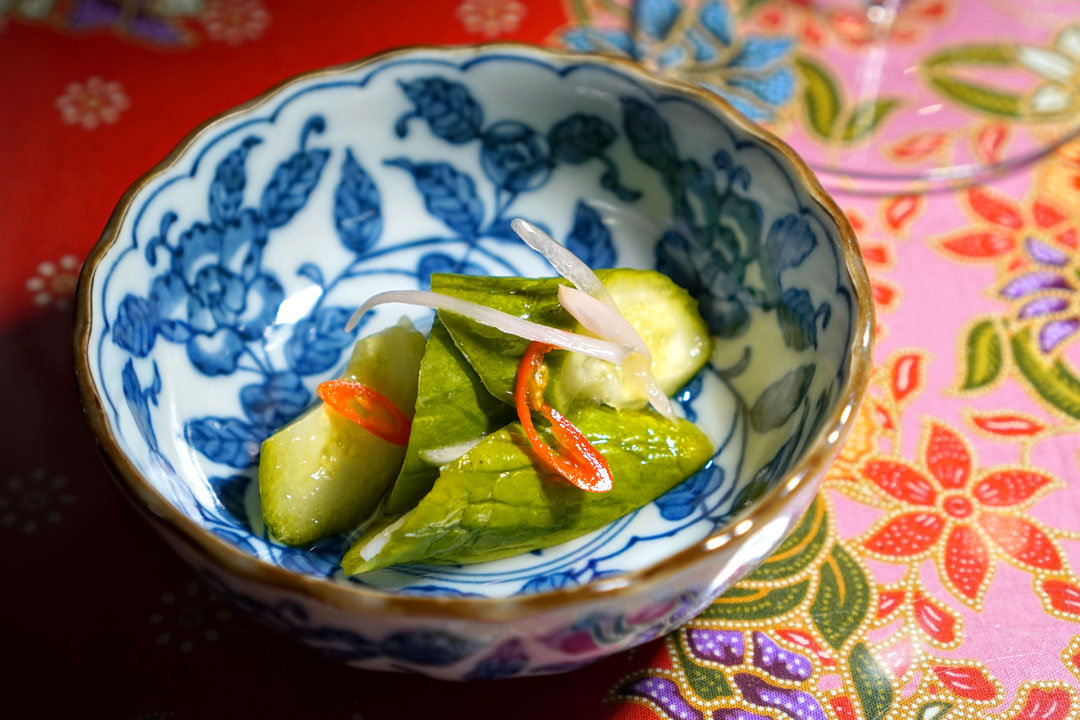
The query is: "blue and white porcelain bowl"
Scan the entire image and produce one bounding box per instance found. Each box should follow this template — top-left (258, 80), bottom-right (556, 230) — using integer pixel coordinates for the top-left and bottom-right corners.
top-left (75, 44), bottom-right (872, 679)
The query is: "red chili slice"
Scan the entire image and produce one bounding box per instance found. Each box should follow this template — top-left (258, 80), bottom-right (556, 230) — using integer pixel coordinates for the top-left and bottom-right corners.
top-left (317, 379), bottom-right (411, 446)
top-left (514, 342), bottom-right (613, 493)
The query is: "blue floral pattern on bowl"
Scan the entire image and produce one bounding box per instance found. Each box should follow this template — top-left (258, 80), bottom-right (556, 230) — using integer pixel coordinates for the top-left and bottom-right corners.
top-left (79, 47), bottom-right (863, 678)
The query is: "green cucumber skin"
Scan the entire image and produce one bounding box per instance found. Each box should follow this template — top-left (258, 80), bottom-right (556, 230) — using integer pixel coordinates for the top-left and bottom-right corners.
top-left (258, 321), bottom-right (425, 546)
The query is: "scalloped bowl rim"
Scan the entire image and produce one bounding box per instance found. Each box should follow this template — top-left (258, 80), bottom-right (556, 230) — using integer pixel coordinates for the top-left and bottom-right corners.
top-left (74, 42), bottom-right (874, 621)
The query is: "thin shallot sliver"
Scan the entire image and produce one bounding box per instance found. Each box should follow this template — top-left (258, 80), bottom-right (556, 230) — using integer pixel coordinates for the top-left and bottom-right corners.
top-left (514, 220), bottom-right (651, 359)
top-left (624, 353), bottom-right (679, 422)
top-left (512, 218), bottom-right (610, 299)
top-left (344, 290), bottom-right (631, 365)
top-left (558, 285), bottom-right (651, 360)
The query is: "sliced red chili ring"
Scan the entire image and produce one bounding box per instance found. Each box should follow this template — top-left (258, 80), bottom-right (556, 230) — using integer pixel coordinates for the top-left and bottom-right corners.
top-left (514, 342), bottom-right (613, 493)
top-left (317, 379), bottom-right (411, 446)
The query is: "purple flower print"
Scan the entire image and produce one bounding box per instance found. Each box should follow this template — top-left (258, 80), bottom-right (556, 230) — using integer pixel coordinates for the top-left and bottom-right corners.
top-left (1001, 236), bottom-right (1079, 352)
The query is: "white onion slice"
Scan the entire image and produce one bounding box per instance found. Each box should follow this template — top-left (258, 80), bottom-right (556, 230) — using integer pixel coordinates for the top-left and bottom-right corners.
top-left (558, 285), bottom-right (651, 360)
top-left (344, 290), bottom-right (631, 365)
top-left (512, 218), bottom-right (610, 299)
top-left (420, 437), bottom-right (484, 466)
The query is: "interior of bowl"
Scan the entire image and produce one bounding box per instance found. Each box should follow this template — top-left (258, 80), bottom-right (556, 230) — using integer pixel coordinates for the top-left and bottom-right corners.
top-left (82, 47), bottom-right (859, 599)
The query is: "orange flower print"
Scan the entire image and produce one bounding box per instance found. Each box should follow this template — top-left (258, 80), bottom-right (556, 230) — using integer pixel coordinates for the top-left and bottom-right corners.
top-left (939, 186), bottom-right (1075, 266)
top-left (55, 77), bottom-right (129, 130)
top-left (826, 351), bottom-right (917, 503)
top-left (827, 0), bottom-right (950, 47)
top-left (1065, 635), bottom-right (1080, 684)
top-left (200, 0), bottom-right (269, 45)
top-left (873, 572), bottom-right (964, 650)
top-left (1042, 576), bottom-right (1080, 621)
top-left (860, 421), bottom-right (1064, 608)
top-left (887, 130), bottom-right (951, 164)
top-left (750, 0), bottom-right (950, 49)
top-left (939, 186), bottom-right (1080, 354)
top-left (846, 206), bottom-right (902, 339)
top-left (456, 0), bottom-right (525, 39)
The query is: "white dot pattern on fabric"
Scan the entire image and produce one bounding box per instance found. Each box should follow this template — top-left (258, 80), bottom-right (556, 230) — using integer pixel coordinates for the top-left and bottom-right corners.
top-left (0, 469), bottom-right (75, 535)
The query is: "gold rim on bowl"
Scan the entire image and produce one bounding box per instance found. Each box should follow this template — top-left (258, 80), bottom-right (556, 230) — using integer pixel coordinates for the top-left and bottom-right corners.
top-left (73, 42), bottom-right (875, 621)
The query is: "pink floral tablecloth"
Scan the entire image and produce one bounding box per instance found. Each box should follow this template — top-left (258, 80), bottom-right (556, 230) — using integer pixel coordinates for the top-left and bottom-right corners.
top-left (3, 1), bottom-right (1080, 717)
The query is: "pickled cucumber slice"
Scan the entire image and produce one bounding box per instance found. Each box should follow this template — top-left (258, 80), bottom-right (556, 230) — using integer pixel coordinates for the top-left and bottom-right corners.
top-left (431, 269), bottom-right (711, 412)
top-left (550, 269), bottom-right (711, 410)
top-left (258, 319), bottom-right (425, 545)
